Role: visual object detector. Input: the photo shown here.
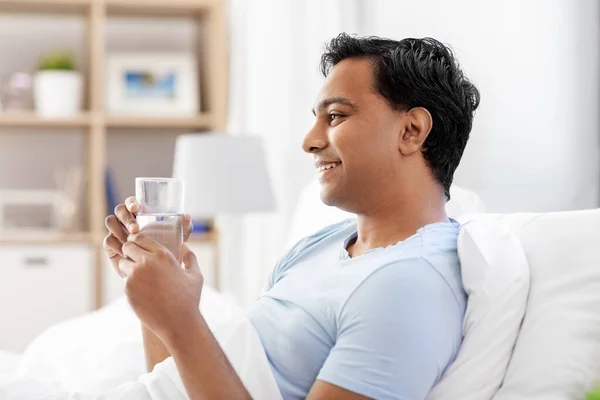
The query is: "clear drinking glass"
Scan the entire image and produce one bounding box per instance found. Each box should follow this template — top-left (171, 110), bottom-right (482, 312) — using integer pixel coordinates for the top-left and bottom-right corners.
top-left (135, 177), bottom-right (184, 263)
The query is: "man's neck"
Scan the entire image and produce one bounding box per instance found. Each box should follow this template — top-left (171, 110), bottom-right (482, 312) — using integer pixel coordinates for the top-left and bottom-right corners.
top-left (347, 186), bottom-right (448, 258)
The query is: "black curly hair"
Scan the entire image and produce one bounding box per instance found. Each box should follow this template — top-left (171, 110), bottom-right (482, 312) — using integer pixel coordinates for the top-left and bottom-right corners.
top-left (320, 33), bottom-right (480, 201)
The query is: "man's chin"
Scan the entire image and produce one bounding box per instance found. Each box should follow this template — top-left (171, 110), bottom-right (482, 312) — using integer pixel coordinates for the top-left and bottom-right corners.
top-left (319, 183), bottom-right (362, 214)
top-left (319, 186), bottom-right (340, 207)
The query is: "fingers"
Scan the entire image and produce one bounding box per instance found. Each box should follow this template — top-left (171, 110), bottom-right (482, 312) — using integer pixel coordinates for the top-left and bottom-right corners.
top-left (125, 196), bottom-right (139, 214)
top-left (104, 234), bottom-right (123, 257)
top-left (127, 233), bottom-right (163, 253)
top-left (126, 196), bottom-right (151, 215)
top-left (103, 234), bottom-right (125, 278)
top-left (183, 214), bottom-right (194, 242)
top-left (105, 215), bottom-right (128, 243)
top-left (182, 244), bottom-right (199, 272)
top-left (122, 240), bottom-right (148, 263)
top-left (115, 203), bottom-right (138, 234)
top-left (119, 257), bottom-right (136, 277)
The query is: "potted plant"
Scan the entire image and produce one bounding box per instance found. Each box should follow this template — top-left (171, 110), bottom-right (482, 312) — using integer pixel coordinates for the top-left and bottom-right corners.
top-left (588, 387), bottom-right (600, 400)
top-left (34, 51), bottom-right (82, 117)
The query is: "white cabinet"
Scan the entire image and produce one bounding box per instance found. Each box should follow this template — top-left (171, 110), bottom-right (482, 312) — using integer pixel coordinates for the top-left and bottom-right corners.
top-left (188, 242), bottom-right (217, 289)
top-left (102, 252), bottom-right (126, 306)
top-left (0, 245), bottom-right (94, 352)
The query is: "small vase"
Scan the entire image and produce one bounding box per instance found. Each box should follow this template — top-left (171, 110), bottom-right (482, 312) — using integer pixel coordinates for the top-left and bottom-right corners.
top-left (34, 70), bottom-right (82, 118)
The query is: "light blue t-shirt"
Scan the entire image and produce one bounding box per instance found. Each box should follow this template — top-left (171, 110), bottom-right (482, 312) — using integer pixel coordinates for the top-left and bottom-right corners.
top-left (248, 219), bottom-right (466, 400)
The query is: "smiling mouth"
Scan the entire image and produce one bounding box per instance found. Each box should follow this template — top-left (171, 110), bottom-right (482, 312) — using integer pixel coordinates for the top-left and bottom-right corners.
top-left (317, 162), bottom-right (341, 173)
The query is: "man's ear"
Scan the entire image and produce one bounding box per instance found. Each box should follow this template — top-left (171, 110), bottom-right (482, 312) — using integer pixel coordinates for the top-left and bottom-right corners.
top-left (398, 107), bottom-right (433, 156)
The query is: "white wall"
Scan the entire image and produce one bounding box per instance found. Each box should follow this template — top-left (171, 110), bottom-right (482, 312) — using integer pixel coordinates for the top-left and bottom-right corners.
top-left (364, 0), bottom-right (600, 212)
top-left (5, 3), bottom-right (595, 218)
top-left (222, 0), bottom-right (600, 306)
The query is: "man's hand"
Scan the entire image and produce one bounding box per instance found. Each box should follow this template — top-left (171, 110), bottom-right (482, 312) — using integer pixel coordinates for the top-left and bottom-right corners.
top-left (120, 233), bottom-right (204, 343)
top-left (103, 196), bottom-right (193, 278)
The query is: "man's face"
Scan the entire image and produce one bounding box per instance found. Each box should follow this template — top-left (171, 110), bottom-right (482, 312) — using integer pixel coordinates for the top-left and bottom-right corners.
top-left (303, 58), bottom-right (405, 212)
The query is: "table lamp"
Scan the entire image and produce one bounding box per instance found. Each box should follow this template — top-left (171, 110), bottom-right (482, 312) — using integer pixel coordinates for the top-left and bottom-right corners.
top-left (172, 133), bottom-right (276, 220)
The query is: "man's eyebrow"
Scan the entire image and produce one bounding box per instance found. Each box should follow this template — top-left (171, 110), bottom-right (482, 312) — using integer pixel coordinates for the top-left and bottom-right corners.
top-left (312, 97), bottom-right (358, 116)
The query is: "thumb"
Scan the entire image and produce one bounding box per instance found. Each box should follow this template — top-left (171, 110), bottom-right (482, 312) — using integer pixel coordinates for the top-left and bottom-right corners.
top-left (182, 244), bottom-right (200, 273)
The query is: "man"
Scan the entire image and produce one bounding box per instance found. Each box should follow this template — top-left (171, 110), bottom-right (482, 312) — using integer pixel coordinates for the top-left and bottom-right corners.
top-left (104, 33), bottom-right (480, 399)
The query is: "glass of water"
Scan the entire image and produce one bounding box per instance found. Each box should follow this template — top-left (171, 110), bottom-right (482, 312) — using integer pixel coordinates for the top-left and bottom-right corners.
top-left (135, 177), bottom-right (184, 263)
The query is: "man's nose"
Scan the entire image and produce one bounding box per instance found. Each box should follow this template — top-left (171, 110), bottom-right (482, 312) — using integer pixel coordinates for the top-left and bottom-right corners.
top-left (302, 123), bottom-right (328, 154)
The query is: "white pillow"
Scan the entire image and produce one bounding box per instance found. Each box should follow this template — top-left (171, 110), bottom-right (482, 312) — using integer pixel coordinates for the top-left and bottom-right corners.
top-left (493, 210), bottom-right (600, 400)
top-left (428, 217), bottom-right (530, 400)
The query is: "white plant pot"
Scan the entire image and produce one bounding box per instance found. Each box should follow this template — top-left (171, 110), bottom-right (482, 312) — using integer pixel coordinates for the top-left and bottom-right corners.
top-left (34, 71), bottom-right (82, 118)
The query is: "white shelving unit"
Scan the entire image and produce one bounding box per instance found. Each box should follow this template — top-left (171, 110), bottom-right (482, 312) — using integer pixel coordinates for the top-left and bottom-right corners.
top-left (0, 0), bottom-right (228, 311)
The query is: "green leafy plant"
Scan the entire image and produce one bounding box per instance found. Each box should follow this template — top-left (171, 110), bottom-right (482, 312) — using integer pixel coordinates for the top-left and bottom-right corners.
top-left (587, 387), bottom-right (600, 400)
top-left (37, 51), bottom-right (76, 71)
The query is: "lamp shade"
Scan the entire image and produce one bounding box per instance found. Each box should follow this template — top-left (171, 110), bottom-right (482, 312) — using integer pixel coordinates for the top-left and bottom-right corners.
top-left (173, 133), bottom-right (276, 218)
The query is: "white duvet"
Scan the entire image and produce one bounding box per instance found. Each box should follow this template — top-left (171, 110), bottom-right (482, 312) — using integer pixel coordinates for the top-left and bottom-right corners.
top-left (0, 287), bottom-right (282, 399)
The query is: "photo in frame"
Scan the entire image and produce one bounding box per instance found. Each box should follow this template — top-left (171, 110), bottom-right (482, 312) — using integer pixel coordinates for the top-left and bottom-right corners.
top-left (106, 53), bottom-right (199, 115)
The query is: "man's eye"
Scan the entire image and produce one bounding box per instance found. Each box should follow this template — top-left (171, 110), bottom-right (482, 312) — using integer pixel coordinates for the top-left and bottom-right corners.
top-left (328, 113), bottom-right (343, 123)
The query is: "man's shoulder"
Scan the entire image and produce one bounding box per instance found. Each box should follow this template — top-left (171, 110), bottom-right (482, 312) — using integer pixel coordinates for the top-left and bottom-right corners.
top-left (348, 221), bottom-right (463, 299)
top-left (347, 256), bottom-right (447, 296)
top-left (323, 256), bottom-right (465, 400)
top-left (341, 253), bottom-right (465, 319)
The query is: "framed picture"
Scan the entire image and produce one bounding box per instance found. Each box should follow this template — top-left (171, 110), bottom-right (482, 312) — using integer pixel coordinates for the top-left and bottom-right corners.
top-left (106, 53), bottom-right (199, 116)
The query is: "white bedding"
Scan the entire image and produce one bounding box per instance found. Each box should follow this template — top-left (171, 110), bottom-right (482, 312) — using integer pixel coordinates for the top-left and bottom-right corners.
top-left (0, 352), bottom-right (20, 375)
top-left (0, 183), bottom-right (490, 399)
top-left (0, 287), bottom-right (282, 399)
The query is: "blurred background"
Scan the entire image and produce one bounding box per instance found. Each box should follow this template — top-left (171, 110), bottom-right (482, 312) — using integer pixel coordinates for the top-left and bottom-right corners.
top-left (0, 0), bottom-right (598, 352)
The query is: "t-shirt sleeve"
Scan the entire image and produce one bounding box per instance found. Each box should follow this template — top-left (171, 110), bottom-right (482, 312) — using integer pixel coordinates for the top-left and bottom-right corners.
top-left (264, 240), bottom-right (303, 292)
top-left (317, 259), bottom-right (463, 400)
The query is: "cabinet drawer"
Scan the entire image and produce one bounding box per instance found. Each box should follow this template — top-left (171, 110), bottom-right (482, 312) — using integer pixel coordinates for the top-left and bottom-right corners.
top-left (0, 245), bottom-right (94, 352)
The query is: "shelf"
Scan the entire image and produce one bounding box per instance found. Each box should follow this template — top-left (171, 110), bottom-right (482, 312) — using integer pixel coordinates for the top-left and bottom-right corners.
top-left (106, 0), bottom-right (215, 17)
top-left (0, 113), bottom-right (92, 128)
top-left (0, 0), bottom-right (215, 16)
top-left (105, 114), bottom-right (213, 129)
top-left (0, 232), bottom-right (92, 245)
top-left (188, 231), bottom-right (216, 244)
top-left (0, 0), bottom-right (89, 14)
top-left (0, 113), bottom-right (214, 130)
